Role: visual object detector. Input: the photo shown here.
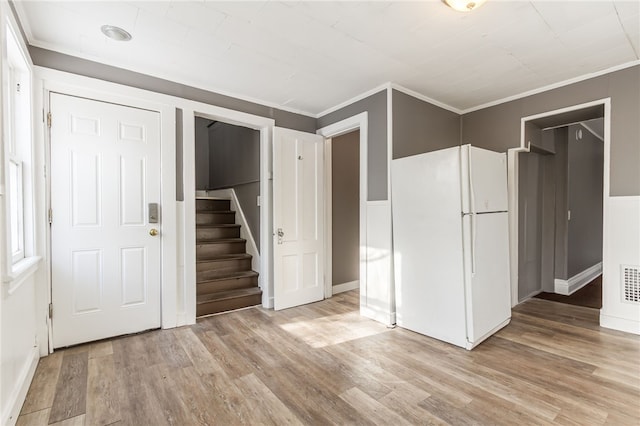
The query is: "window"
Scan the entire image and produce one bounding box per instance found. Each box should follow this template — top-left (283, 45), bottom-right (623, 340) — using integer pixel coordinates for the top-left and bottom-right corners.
top-left (3, 19), bottom-right (35, 274)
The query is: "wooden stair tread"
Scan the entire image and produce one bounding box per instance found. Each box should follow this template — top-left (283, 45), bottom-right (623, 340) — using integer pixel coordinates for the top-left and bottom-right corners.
top-left (196, 209), bottom-right (235, 214)
top-left (196, 237), bottom-right (245, 243)
top-left (197, 287), bottom-right (262, 304)
top-left (197, 224), bottom-right (241, 228)
top-left (196, 254), bottom-right (252, 264)
top-left (198, 270), bottom-right (258, 283)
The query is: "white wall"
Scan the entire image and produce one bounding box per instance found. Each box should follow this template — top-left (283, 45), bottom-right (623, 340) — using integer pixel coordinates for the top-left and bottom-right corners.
top-left (601, 196), bottom-right (640, 334)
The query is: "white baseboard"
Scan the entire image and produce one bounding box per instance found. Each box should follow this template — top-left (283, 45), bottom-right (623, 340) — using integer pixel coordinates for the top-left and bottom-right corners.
top-left (2, 347), bottom-right (39, 426)
top-left (332, 280), bottom-right (359, 295)
top-left (554, 262), bottom-right (602, 295)
top-left (600, 312), bottom-right (640, 335)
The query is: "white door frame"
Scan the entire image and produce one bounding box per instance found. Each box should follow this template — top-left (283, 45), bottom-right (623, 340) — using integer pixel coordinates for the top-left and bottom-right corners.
top-left (38, 76), bottom-right (177, 352)
top-left (317, 112), bottom-right (368, 300)
top-left (509, 98), bottom-right (610, 307)
top-left (183, 105), bottom-right (274, 320)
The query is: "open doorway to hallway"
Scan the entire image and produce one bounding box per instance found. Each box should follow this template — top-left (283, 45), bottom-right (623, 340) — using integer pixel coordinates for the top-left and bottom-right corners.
top-left (193, 118), bottom-right (262, 316)
top-left (328, 130), bottom-right (360, 295)
top-left (518, 110), bottom-right (604, 310)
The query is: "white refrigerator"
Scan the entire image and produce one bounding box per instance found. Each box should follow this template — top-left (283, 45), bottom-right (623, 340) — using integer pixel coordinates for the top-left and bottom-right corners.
top-left (391, 144), bottom-right (511, 350)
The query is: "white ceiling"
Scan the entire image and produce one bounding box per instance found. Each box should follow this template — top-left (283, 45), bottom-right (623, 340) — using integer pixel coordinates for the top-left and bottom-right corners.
top-left (14, 1), bottom-right (640, 116)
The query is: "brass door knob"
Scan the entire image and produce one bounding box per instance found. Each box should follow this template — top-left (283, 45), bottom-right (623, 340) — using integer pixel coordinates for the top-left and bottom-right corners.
top-left (149, 228), bottom-right (159, 236)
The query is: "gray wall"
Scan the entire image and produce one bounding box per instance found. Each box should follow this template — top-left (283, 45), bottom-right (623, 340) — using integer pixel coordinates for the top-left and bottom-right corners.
top-left (233, 182), bottom-right (261, 251)
top-left (207, 122), bottom-right (260, 248)
top-left (194, 117), bottom-right (210, 190)
top-left (209, 123), bottom-right (260, 188)
top-left (462, 65), bottom-right (640, 196)
top-left (332, 131), bottom-right (360, 286)
top-left (567, 123), bottom-right (604, 277)
top-left (553, 128), bottom-right (570, 281)
top-left (29, 47), bottom-right (316, 133)
top-left (317, 90), bottom-right (387, 201)
top-left (518, 152), bottom-right (544, 299)
top-left (392, 90), bottom-right (460, 159)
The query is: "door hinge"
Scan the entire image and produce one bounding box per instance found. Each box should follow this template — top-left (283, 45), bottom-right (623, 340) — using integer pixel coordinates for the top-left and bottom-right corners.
top-left (48, 303), bottom-right (53, 319)
top-left (48, 208), bottom-right (53, 224)
top-left (47, 112), bottom-right (52, 128)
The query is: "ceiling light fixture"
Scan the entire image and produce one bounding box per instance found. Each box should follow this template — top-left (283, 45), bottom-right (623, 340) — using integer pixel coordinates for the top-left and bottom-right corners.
top-left (100, 25), bottom-right (132, 41)
top-left (444, 0), bottom-right (487, 12)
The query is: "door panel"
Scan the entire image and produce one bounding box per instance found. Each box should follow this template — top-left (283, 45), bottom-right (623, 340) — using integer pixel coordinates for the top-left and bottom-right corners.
top-left (467, 212), bottom-right (511, 342)
top-left (273, 127), bottom-right (324, 310)
top-left (51, 93), bottom-right (161, 348)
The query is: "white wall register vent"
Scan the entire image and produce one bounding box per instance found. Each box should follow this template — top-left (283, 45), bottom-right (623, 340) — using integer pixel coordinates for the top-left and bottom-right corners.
top-left (622, 265), bottom-right (640, 304)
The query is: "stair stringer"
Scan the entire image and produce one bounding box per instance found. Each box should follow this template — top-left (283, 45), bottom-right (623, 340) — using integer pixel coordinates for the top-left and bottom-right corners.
top-left (204, 189), bottom-right (260, 287)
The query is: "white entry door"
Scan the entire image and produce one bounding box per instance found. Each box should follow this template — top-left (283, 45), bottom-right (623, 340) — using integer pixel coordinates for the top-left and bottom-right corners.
top-left (273, 127), bottom-right (324, 310)
top-left (50, 93), bottom-right (161, 348)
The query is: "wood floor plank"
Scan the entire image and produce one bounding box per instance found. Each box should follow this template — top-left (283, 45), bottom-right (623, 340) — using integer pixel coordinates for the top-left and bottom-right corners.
top-left (50, 414), bottom-right (85, 426)
top-left (15, 408), bottom-right (50, 426)
top-left (233, 373), bottom-right (304, 426)
top-left (17, 290), bottom-right (640, 426)
top-left (20, 352), bottom-right (63, 415)
top-left (340, 386), bottom-right (412, 425)
top-left (85, 355), bottom-right (121, 426)
top-left (48, 352), bottom-right (88, 424)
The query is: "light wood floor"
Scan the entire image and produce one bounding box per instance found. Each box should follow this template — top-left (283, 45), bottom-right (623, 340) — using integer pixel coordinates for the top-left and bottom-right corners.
top-left (18, 290), bottom-right (640, 425)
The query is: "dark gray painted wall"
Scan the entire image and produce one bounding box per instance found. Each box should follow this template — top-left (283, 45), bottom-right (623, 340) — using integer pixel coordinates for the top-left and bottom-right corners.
top-left (317, 90), bottom-right (387, 201)
top-left (208, 122), bottom-right (260, 249)
top-left (233, 182), bottom-right (261, 251)
top-left (29, 47), bottom-right (316, 133)
top-left (194, 117), bottom-right (210, 190)
top-left (567, 124), bottom-right (604, 277)
top-left (462, 65), bottom-right (640, 196)
top-left (518, 151), bottom-right (544, 300)
top-left (392, 90), bottom-right (460, 159)
top-left (553, 129), bottom-right (570, 281)
top-left (209, 123), bottom-right (260, 188)
top-left (332, 131), bottom-right (359, 286)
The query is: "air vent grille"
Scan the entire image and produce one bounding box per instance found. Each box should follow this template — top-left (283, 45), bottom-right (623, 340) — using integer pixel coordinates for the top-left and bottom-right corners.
top-left (622, 265), bottom-right (640, 304)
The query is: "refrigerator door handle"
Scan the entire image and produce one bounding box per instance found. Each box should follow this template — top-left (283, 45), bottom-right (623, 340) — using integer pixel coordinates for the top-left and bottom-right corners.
top-left (471, 213), bottom-right (477, 275)
top-left (468, 146), bottom-right (476, 215)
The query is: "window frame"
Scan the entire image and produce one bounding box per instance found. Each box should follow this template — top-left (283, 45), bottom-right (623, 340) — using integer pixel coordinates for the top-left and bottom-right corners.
top-left (1, 13), bottom-right (39, 285)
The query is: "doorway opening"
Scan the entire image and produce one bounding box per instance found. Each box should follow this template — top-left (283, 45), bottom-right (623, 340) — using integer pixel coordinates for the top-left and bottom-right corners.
top-left (317, 113), bottom-right (368, 308)
top-left (512, 101), bottom-right (607, 311)
top-left (193, 118), bottom-right (262, 317)
top-left (326, 130), bottom-right (360, 296)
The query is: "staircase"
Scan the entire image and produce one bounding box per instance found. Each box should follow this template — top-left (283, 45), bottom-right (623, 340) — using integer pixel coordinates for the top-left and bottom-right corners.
top-left (196, 198), bottom-right (262, 317)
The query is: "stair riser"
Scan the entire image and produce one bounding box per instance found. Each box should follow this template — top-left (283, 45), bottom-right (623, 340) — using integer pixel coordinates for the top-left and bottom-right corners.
top-left (196, 293), bottom-right (262, 316)
top-left (197, 275), bottom-right (259, 295)
top-left (196, 199), bottom-right (230, 211)
top-left (197, 242), bottom-right (247, 260)
top-left (196, 212), bottom-right (236, 225)
top-left (197, 259), bottom-right (253, 281)
top-left (196, 227), bottom-right (240, 240)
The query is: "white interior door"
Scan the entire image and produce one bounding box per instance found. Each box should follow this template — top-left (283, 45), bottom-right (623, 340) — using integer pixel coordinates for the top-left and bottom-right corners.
top-left (273, 127), bottom-right (324, 310)
top-left (50, 93), bottom-right (161, 348)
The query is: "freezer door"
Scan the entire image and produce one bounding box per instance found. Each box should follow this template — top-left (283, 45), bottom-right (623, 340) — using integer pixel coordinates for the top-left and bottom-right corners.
top-left (461, 145), bottom-right (509, 214)
top-left (463, 212), bottom-right (511, 345)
